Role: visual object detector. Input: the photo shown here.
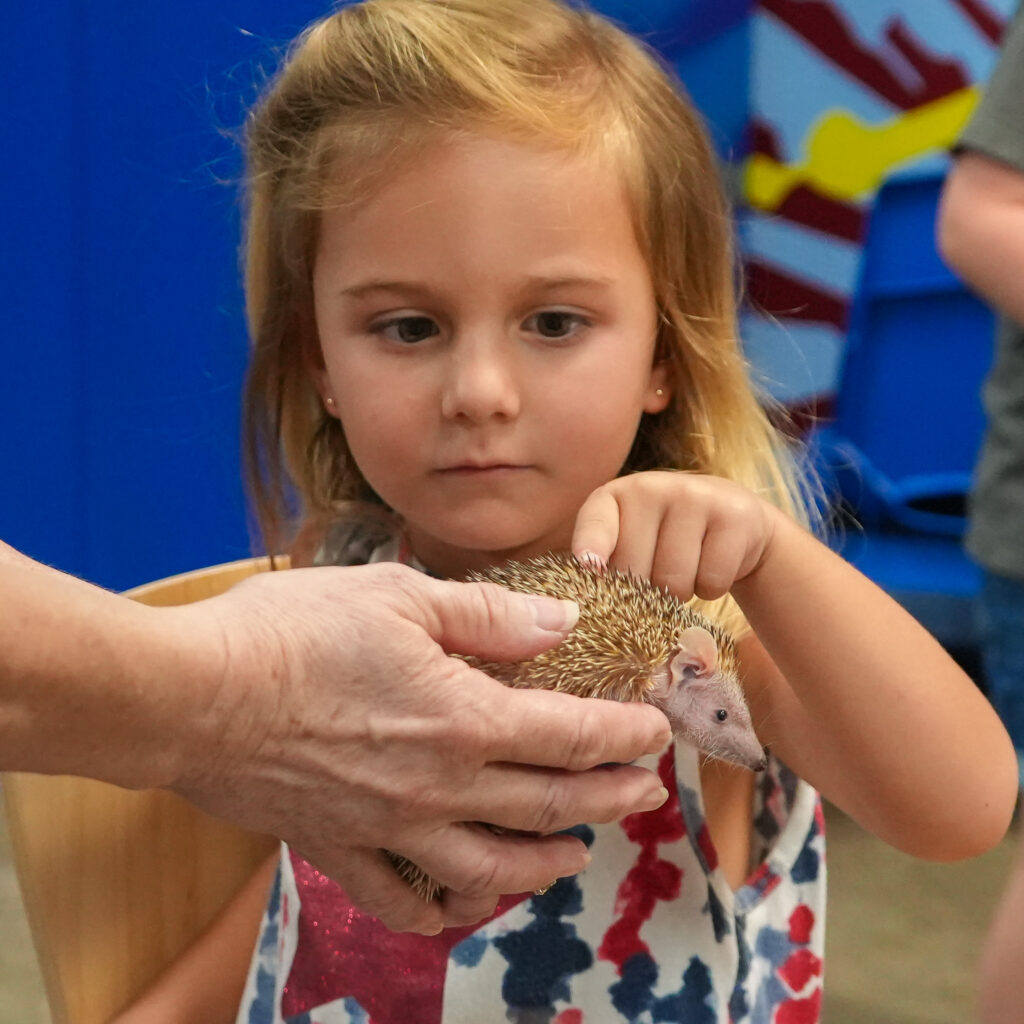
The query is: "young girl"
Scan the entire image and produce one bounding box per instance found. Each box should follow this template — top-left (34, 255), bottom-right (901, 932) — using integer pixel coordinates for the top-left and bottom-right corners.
top-left (116, 0), bottom-right (1016, 1021)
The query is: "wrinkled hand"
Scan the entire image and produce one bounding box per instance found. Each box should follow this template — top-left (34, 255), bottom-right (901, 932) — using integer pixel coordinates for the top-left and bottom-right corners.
top-left (164, 563), bottom-right (671, 934)
top-left (572, 471), bottom-right (781, 600)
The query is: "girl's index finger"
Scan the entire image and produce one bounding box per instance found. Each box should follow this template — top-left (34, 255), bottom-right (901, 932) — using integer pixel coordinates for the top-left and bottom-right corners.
top-left (571, 486), bottom-right (621, 567)
top-left (488, 685), bottom-right (671, 770)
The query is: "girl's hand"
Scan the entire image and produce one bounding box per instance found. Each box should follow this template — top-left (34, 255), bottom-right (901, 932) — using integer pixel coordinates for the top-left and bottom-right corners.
top-left (573, 474), bottom-right (1019, 865)
top-left (571, 472), bottom-right (781, 601)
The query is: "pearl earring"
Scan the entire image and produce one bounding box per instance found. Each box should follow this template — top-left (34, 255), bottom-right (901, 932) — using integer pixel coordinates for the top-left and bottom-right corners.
top-left (655, 388), bottom-right (665, 397)
top-left (325, 397), bottom-right (336, 410)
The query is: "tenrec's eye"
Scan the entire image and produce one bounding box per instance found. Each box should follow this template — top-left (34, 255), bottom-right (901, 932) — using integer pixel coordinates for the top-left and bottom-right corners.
top-left (716, 709), bottom-right (728, 722)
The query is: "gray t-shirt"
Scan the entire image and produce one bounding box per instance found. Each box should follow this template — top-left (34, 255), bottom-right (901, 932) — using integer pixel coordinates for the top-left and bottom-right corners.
top-left (957, 4), bottom-right (1024, 580)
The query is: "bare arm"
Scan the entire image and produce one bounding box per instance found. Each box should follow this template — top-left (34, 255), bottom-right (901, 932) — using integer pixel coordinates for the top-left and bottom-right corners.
top-left (938, 151), bottom-right (1024, 324)
top-left (0, 539), bottom-right (671, 934)
top-left (0, 542), bottom-right (202, 790)
top-left (732, 512), bottom-right (1017, 861)
top-left (110, 855), bottom-right (279, 1024)
top-left (573, 473), bottom-right (1017, 863)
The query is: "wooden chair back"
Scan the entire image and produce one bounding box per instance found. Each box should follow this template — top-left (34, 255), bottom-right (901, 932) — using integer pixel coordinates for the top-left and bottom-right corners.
top-left (2, 558), bottom-right (283, 1024)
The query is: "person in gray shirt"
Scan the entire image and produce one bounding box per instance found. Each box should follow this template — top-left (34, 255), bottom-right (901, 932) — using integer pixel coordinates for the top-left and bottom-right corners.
top-left (939, 5), bottom-right (1024, 1019)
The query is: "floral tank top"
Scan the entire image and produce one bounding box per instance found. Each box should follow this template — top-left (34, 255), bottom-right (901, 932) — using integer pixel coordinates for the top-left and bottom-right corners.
top-left (236, 521), bottom-right (826, 1024)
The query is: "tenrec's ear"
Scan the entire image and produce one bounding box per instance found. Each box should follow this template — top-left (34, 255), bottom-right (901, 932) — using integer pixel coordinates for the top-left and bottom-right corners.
top-left (670, 626), bottom-right (719, 681)
top-left (644, 360), bottom-right (672, 414)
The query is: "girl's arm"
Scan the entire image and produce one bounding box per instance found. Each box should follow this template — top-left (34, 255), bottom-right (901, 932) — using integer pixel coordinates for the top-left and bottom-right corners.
top-left (112, 513), bottom-right (315, 1023)
top-left (731, 512), bottom-right (1015, 860)
top-left (573, 473), bottom-right (1018, 862)
top-left (111, 853), bottom-right (278, 1024)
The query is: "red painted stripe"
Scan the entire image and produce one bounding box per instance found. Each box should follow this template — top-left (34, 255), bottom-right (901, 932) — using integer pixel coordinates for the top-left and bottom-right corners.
top-left (951, 0), bottom-right (1007, 44)
top-left (744, 261), bottom-right (849, 329)
top-left (775, 185), bottom-right (867, 244)
top-left (761, 0), bottom-right (969, 108)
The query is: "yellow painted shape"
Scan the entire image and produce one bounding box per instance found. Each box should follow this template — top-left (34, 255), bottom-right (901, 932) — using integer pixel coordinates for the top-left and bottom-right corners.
top-left (746, 86), bottom-right (979, 210)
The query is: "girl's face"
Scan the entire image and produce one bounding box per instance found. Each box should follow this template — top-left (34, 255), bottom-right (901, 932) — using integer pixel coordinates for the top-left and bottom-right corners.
top-left (311, 134), bottom-right (670, 578)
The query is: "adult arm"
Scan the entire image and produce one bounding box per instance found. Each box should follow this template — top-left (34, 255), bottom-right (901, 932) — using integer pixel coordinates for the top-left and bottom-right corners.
top-left (938, 151), bottom-right (1024, 324)
top-left (0, 540), bottom-right (670, 933)
top-left (938, 3), bottom-right (1024, 320)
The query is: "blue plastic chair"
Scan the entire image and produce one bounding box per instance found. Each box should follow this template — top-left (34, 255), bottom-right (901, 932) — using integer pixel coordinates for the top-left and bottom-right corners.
top-left (811, 165), bottom-right (995, 647)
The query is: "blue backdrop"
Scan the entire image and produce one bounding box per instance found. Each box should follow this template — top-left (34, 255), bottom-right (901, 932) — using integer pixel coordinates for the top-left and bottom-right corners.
top-left (1, 1), bottom-right (749, 590)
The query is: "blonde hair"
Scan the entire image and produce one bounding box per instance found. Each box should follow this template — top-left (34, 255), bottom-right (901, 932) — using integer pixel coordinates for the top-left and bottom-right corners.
top-left (241, 0), bottom-right (811, 624)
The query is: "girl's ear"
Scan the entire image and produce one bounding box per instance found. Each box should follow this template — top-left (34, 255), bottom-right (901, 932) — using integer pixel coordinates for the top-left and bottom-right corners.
top-left (305, 338), bottom-right (340, 420)
top-left (643, 361), bottom-right (672, 414)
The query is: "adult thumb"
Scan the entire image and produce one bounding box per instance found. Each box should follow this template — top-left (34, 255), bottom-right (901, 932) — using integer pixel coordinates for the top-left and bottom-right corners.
top-left (415, 576), bottom-right (579, 663)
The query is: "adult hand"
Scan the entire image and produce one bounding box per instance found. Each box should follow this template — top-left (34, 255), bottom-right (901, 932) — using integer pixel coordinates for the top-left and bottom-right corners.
top-left (161, 563), bottom-right (672, 934)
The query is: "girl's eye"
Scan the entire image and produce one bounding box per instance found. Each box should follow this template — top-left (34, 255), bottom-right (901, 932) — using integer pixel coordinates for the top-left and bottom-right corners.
top-left (376, 316), bottom-right (439, 344)
top-left (524, 311), bottom-right (588, 340)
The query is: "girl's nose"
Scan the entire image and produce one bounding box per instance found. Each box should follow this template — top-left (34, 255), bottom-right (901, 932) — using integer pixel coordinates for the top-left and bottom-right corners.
top-left (440, 337), bottom-right (521, 422)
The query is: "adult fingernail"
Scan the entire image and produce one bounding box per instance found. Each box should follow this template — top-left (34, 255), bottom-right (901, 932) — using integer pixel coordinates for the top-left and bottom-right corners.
top-left (641, 786), bottom-right (670, 811)
top-left (526, 596), bottom-right (580, 633)
top-left (562, 850), bottom-right (591, 877)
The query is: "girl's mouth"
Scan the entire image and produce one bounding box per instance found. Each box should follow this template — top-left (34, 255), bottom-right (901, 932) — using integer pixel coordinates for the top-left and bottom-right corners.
top-left (438, 463), bottom-right (529, 475)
